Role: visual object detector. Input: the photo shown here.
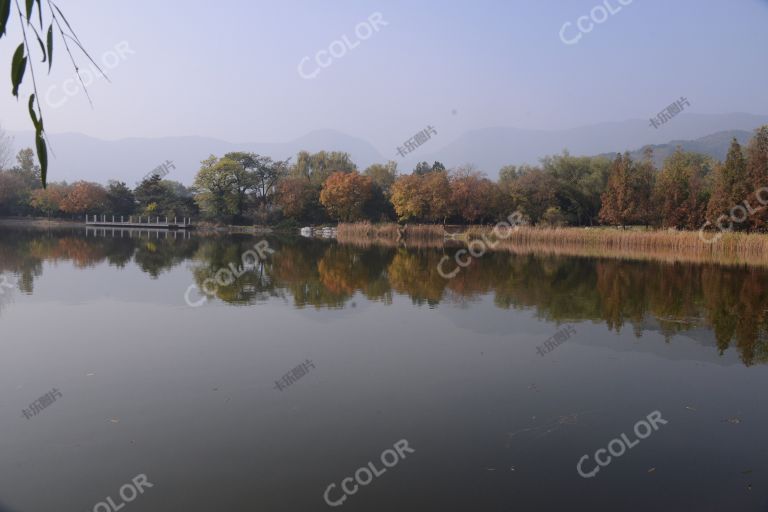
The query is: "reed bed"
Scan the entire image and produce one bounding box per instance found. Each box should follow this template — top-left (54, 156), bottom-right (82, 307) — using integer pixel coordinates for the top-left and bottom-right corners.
top-left (336, 222), bottom-right (444, 244)
top-left (337, 223), bottom-right (768, 267)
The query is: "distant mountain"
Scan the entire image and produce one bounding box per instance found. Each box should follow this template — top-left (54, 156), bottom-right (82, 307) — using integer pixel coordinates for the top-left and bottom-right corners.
top-left (7, 113), bottom-right (768, 184)
top-left (414, 113), bottom-right (768, 178)
top-left (7, 129), bottom-right (385, 186)
top-left (596, 130), bottom-right (754, 168)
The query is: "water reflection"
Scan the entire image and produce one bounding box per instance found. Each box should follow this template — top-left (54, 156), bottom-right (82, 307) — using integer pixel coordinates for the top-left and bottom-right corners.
top-left (2, 227), bottom-right (767, 365)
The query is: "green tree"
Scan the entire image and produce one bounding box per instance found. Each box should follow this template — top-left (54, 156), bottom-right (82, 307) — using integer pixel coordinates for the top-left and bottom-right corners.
top-left (106, 181), bottom-right (136, 216)
top-left (193, 156), bottom-right (240, 221)
top-left (363, 161), bottom-right (398, 195)
top-left (291, 151), bottom-right (356, 185)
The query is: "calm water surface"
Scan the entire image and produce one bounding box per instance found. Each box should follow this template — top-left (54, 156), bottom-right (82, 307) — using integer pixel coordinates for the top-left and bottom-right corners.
top-left (1, 227), bottom-right (767, 511)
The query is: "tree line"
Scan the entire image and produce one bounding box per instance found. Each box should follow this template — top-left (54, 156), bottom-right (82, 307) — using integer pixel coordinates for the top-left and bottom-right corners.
top-left (1, 126), bottom-right (767, 230)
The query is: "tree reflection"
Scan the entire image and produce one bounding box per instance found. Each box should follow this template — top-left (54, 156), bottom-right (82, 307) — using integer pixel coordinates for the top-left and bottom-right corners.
top-left (4, 227), bottom-right (768, 365)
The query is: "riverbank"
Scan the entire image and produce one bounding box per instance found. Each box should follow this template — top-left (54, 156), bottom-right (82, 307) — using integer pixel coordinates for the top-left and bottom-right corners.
top-left (0, 217), bottom-right (83, 228)
top-left (336, 222), bottom-right (768, 266)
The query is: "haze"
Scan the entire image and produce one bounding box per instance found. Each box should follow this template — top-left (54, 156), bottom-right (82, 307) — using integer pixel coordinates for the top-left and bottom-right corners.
top-left (1, 0), bottom-right (767, 159)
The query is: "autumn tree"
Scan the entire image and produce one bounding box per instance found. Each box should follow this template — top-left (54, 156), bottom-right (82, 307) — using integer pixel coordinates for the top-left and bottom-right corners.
top-left (654, 149), bottom-right (712, 230)
top-left (599, 152), bottom-right (655, 226)
top-left (706, 139), bottom-right (749, 228)
top-left (277, 177), bottom-right (321, 221)
top-left (60, 181), bottom-right (108, 216)
top-left (449, 167), bottom-right (497, 223)
top-left (390, 171), bottom-right (452, 223)
top-left (421, 171), bottom-right (452, 223)
top-left (390, 174), bottom-right (425, 221)
top-left (30, 184), bottom-right (69, 217)
top-left (319, 171), bottom-right (373, 222)
top-left (745, 126), bottom-right (768, 230)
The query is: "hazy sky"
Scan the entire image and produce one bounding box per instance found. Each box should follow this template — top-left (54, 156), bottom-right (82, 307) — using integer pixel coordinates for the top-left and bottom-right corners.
top-left (1, 0), bottom-right (767, 154)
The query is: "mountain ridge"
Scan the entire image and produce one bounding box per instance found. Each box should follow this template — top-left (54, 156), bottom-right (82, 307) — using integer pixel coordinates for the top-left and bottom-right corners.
top-left (7, 113), bottom-right (768, 184)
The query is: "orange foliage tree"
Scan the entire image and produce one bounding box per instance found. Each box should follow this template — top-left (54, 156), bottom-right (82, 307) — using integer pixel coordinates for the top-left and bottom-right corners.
top-left (60, 181), bottom-right (107, 215)
top-left (319, 171), bottom-right (373, 222)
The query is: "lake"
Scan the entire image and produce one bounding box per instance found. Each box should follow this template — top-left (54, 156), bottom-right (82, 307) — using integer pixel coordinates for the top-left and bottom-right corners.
top-left (0, 226), bottom-right (766, 511)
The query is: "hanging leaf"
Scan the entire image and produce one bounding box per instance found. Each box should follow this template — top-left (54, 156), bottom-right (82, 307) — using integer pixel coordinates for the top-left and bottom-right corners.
top-left (35, 0), bottom-right (42, 29)
top-left (46, 24), bottom-right (53, 71)
top-left (25, 0), bottom-right (33, 21)
top-left (35, 129), bottom-right (48, 188)
top-left (11, 43), bottom-right (27, 97)
top-left (28, 93), bottom-right (41, 130)
top-left (35, 31), bottom-right (46, 63)
top-left (0, 0), bottom-right (10, 39)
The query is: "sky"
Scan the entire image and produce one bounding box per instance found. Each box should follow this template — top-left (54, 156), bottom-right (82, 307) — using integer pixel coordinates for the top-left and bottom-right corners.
top-left (0, 0), bottom-right (767, 155)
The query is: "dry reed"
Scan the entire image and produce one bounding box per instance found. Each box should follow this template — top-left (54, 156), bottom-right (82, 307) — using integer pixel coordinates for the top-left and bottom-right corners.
top-left (337, 223), bottom-right (768, 266)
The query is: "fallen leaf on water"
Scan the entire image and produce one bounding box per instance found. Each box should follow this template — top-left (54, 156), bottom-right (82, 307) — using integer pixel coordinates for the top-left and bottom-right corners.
top-left (86, 373), bottom-right (95, 377)
top-left (485, 468), bottom-right (496, 471)
top-left (725, 417), bottom-right (742, 424)
top-left (109, 419), bottom-right (119, 423)
top-left (684, 405), bottom-right (696, 411)
top-left (648, 468), bottom-right (656, 473)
